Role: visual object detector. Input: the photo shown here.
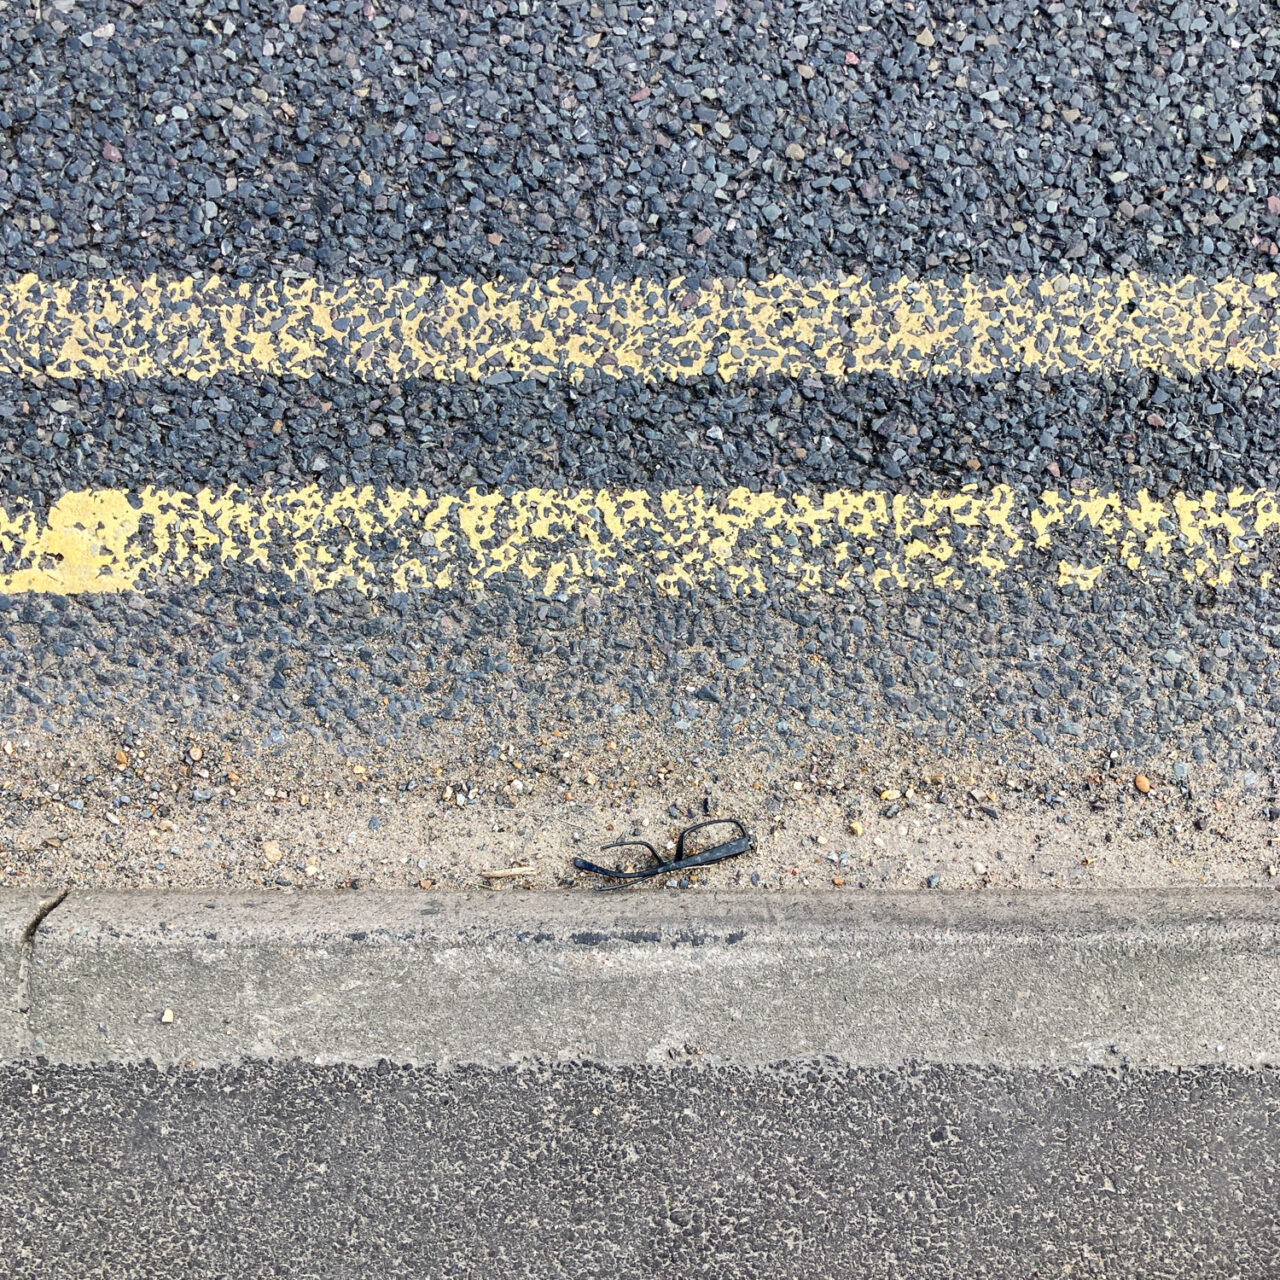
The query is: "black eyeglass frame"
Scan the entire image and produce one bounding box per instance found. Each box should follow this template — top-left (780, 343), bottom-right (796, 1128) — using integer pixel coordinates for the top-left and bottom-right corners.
top-left (573, 817), bottom-right (755, 890)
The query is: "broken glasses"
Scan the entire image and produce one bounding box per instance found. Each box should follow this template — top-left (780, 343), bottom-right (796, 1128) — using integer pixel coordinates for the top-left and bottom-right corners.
top-left (573, 817), bottom-right (755, 890)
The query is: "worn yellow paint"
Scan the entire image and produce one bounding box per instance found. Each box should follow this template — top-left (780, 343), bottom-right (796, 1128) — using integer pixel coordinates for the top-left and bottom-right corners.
top-left (2, 272), bottom-right (1279, 382)
top-left (2, 485), bottom-right (1277, 598)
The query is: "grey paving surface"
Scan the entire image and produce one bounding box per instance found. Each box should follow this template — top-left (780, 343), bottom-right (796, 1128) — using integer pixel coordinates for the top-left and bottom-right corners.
top-left (18, 889), bottom-right (1280, 1068)
top-left (2, 1059), bottom-right (1278, 1279)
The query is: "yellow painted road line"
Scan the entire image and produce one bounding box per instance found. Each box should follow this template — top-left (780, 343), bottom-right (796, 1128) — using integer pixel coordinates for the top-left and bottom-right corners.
top-left (0, 485), bottom-right (1275, 598)
top-left (1, 272), bottom-right (1279, 382)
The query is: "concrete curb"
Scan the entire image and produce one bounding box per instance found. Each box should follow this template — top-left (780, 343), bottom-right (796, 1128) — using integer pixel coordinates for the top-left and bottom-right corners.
top-left (9, 888), bottom-right (1280, 1069)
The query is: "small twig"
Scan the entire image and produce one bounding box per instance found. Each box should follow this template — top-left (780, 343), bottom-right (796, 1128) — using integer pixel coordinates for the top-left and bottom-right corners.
top-left (479, 865), bottom-right (538, 879)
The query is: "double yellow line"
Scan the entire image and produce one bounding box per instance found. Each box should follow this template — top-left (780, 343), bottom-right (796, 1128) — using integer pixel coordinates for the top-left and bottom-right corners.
top-left (3, 271), bottom-right (1275, 597)
top-left (2, 271), bottom-right (1277, 382)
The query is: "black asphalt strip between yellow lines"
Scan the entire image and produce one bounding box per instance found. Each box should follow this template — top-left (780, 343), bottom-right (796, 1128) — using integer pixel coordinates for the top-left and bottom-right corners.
top-left (0, 368), bottom-right (1276, 515)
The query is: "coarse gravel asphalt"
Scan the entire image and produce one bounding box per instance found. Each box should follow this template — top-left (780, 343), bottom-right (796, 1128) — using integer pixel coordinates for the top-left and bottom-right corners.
top-left (0, 0), bottom-right (1279, 893)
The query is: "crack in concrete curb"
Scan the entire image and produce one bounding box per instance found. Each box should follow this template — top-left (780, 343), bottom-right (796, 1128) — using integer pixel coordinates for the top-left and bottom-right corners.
top-left (14, 890), bottom-right (68, 1057)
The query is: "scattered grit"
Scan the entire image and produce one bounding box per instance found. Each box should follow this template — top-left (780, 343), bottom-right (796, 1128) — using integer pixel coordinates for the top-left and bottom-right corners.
top-left (2, 714), bottom-right (1278, 894)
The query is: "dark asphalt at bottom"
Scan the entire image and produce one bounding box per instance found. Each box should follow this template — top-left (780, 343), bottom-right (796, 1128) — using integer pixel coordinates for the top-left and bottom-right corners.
top-left (2, 1062), bottom-right (1277, 1279)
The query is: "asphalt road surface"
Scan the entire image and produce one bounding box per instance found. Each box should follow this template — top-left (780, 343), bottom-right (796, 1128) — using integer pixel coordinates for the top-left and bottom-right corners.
top-left (0, 0), bottom-right (1277, 891)
top-left (3, 1061), bottom-right (1279, 1279)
